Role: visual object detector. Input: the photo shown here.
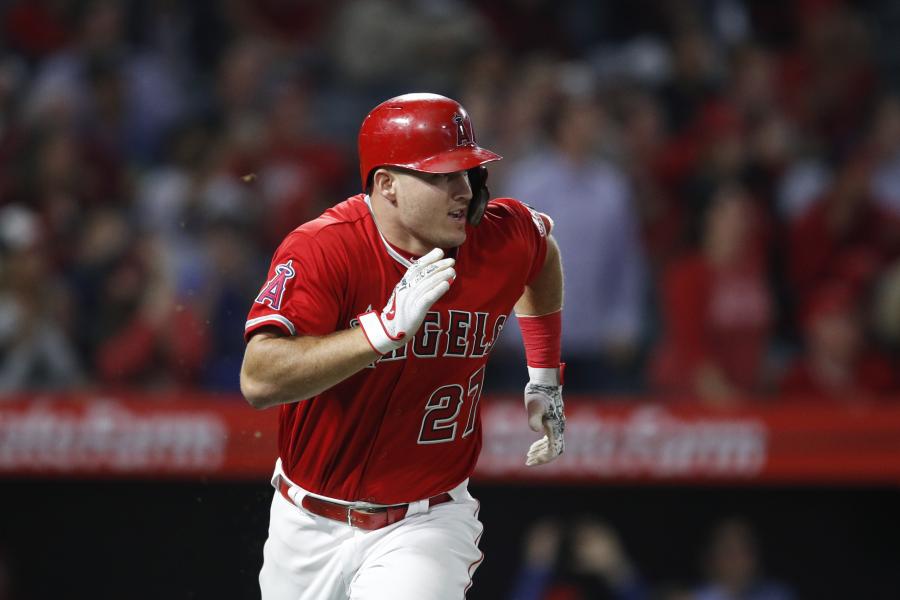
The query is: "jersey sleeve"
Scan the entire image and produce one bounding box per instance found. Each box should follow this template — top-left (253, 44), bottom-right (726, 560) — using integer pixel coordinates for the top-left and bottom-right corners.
top-left (245, 231), bottom-right (344, 341)
top-left (493, 198), bottom-right (552, 286)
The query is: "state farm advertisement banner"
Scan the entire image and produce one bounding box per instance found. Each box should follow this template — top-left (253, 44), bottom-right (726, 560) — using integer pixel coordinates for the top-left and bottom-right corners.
top-left (0, 395), bottom-right (276, 479)
top-left (1, 394), bottom-right (899, 484)
top-left (478, 398), bottom-right (900, 484)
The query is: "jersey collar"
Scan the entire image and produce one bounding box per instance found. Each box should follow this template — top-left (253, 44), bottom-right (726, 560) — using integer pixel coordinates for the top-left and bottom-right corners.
top-left (364, 194), bottom-right (414, 268)
top-left (363, 194), bottom-right (459, 269)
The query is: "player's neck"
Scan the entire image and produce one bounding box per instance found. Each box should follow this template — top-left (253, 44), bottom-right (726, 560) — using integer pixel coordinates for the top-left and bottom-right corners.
top-left (368, 194), bottom-right (436, 257)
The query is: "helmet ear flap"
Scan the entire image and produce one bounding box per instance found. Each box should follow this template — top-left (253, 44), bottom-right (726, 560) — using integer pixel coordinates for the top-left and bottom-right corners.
top-left (466, 166), bottom-right (489, 226)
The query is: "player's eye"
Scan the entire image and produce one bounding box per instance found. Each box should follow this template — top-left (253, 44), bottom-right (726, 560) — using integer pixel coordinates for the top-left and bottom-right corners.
top-left (422, 173), bottom-right (449, 184)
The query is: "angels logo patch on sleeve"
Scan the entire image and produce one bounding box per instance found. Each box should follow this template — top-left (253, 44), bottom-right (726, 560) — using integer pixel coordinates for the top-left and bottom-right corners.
top-left (255, 260), bottom-right (296, 310)
top-left (526, 206), bottom-right (548, 238)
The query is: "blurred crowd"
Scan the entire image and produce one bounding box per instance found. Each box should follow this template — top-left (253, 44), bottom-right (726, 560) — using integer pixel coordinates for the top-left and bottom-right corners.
top-left (0, 0), bottom-right (899, 401)
top-left (510, 515), bottom-right (793, 600)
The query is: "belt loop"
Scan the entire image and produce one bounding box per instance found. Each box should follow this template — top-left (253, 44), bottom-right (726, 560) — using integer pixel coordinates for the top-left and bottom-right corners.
top-left (277, 477), bottom-right (307, 509)
top-left (446, 478), bottom-right (468, 502)
top-left (405, 498), bottom-right (429, 517)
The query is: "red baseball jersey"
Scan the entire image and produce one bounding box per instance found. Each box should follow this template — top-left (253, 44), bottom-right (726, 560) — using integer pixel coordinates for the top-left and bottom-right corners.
top-left (245, 194), bottom-right (550, 504)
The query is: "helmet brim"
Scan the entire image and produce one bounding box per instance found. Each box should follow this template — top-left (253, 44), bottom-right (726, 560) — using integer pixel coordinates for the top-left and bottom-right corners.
top-left (413, 145), bottom-right (502, 174)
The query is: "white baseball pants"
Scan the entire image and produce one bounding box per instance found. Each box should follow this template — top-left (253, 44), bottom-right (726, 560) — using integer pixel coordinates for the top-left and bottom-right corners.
top-left (259, 477), bottom-right (484, 600)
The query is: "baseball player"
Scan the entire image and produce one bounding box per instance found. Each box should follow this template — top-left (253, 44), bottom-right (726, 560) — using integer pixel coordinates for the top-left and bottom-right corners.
top-left (241, 92), bottom-right (566, 600)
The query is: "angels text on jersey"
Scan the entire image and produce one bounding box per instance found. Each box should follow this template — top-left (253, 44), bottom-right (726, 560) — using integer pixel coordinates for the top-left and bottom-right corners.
top-left (358, 310), bottom-right (507, 365)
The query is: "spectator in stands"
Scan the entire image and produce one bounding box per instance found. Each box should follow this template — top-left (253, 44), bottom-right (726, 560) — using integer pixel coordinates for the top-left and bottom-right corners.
top-left (617, 88), bottom-right (685, 273)
top-left (133, 119), bottom-right (212, 285)
top-left (67, 212), bottom-right (209, 390)
top-left (510, 516), bottom-right (648, 600)
top-left (658, 25), bottom-right (722, 137)
top-left (257, 76), bottom-right (353, 246)
top-left (12, 125), bottom-right (120, 269)
top-left (213, 36), bottom-right (273, 124)
top-left (872, 259), bottom-right (900, 352)
top-left (196, 217), bottom-right (265, 391)
top-left (329, 0), bottom-right (488, 94)
top-left (788, 154), bottom-right (898, 316)
top-left (0, 204), bottom-right (82, 392)
top-left (652, 182), bottom-right (772, 404)
top-left (694, 517), bottom-right (794, 600)
top-left (780, 282), bottom-right (896, 398)
top-left (779, 5), bottom-right (876, 155)
top-left (67, 208), bottom-right (131, 359)
top-left (472, 54), bottom-right (560, 188)
top-left (500, 91), bottom-right (647, 392)
top-left (133, 120), bottom-right (259, 394)
top-left (866, 95), bottom-right (900, 219)
top-left (458, 47), bottom-right (515, 182)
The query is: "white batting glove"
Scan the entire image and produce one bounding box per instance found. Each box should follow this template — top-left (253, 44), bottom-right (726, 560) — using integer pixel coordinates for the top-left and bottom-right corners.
top-left (524, 366), bottom-right (566, 466)
top-left (358, 248), bottom-right (455, 354)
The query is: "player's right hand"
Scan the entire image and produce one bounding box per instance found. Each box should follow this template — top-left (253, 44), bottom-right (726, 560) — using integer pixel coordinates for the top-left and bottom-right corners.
top-left (358, 248), bottom-right (455, 354)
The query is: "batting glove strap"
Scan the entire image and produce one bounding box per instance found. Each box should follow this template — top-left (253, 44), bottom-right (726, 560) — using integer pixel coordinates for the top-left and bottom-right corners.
top-left (358, 310), bottom-right (404, 355)
top-left (527, 365), bottom-right (560, 386)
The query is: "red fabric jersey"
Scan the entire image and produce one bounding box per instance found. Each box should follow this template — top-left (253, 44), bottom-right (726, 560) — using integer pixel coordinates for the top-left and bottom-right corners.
top-left (245, 194), bottom-right (549, 503)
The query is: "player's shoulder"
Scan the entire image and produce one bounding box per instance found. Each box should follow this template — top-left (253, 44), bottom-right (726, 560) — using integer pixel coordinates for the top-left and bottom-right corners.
top-left (296, 194), bottom-right (369, 236)
top-left (482, 197), bottom-right (552, 238)
top-left (483, 197), bottom-right (532, 220)
top-left (280, 195), bottom-right (370, 249)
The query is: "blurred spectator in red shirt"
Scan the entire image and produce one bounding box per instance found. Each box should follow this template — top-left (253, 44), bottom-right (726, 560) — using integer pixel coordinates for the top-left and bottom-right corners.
top-left (788, 154), bottom-right (898, 315)
top-left (780, 282), bottom-right (896, 398)
top-left (777, 5), bottom-right (876, 153)
top-left (652, 182), bottom-right (772, 404)
top-left (257, 77), bottom-right (352, 246)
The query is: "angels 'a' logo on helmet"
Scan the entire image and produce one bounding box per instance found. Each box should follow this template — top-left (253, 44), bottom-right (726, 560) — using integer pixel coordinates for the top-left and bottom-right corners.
top-left (255, 260), bottom-right (296, 310)
top-left (454, 114), bottom-right (471, 146)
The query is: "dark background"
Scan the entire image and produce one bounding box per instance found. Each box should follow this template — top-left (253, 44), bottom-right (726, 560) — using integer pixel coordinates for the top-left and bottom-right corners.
top-left (2, 481), bottom-right (899, 600)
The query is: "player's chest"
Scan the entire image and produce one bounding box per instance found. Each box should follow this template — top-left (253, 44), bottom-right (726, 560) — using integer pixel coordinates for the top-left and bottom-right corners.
top-left (343, 260), bottom-right (517, 362)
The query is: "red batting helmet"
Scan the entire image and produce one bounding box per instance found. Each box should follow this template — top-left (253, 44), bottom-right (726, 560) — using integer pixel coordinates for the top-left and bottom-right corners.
top-left (358, 93), bottom-right (502, 191)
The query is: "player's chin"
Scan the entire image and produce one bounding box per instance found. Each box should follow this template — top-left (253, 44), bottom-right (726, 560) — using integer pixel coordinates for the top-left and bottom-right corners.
top-left (440, 228), bottom-right (466, 248)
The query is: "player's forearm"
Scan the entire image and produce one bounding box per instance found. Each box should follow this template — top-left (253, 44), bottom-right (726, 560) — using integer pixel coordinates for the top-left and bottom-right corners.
top-left (515, 236), bottom-right (563, 316)
top-left (240, 328), bottom-right (380, 409)
top-left (518, 238), bottom-right (566, 466)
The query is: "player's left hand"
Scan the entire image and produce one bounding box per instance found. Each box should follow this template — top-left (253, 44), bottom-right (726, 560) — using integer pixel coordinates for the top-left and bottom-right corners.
top-left (524, 372), bottom-right (565, 466)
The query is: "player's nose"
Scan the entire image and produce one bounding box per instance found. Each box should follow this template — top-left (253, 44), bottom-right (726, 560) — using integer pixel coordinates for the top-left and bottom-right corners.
top-left (448, 171), bottom-right (472, 203)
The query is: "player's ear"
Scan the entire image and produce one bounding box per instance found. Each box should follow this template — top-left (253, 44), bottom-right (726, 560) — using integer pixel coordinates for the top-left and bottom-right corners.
top-left (372, 169), bottom-right (398, 205)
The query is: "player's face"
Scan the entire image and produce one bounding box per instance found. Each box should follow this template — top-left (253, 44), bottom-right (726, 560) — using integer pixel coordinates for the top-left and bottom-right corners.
top-left (392, 169), bottom-right (473, 252)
